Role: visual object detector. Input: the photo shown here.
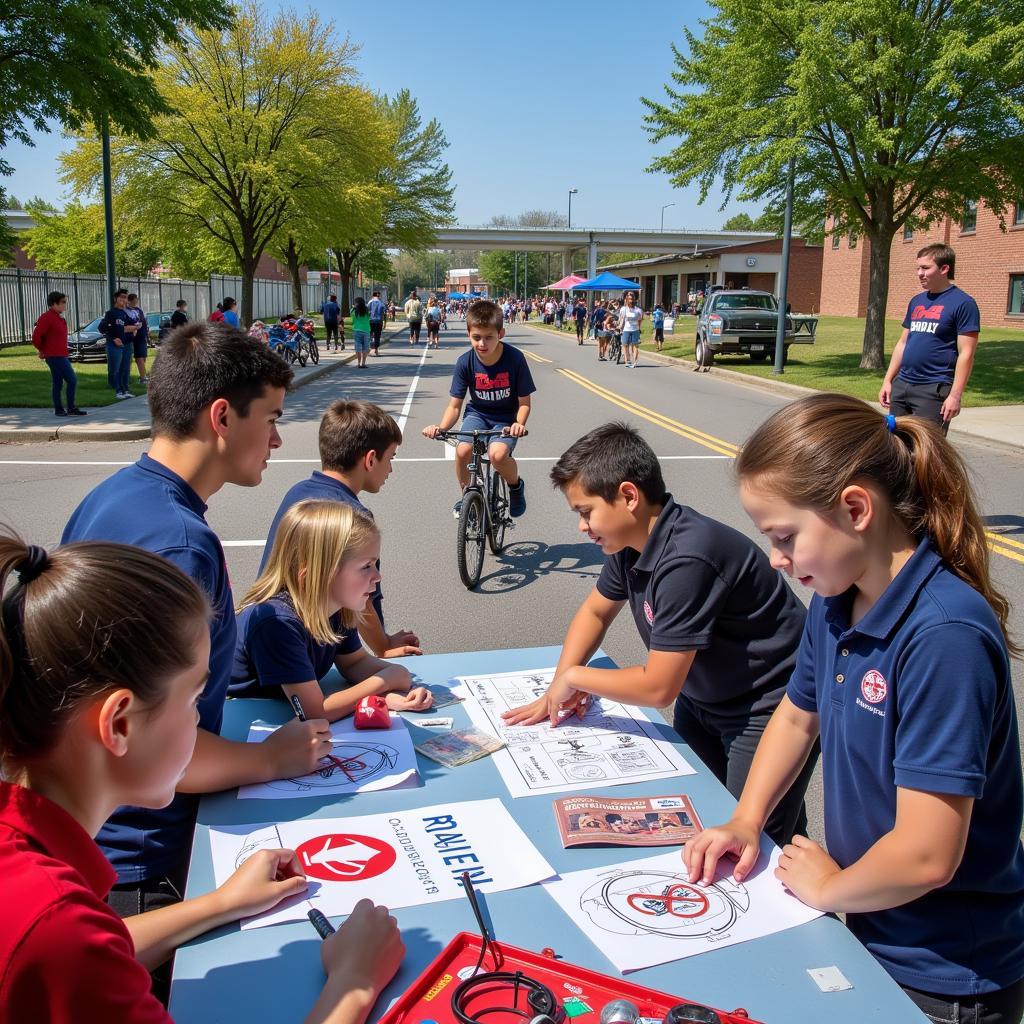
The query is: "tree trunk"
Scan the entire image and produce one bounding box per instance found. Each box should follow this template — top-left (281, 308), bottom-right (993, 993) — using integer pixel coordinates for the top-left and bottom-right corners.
top-left (284, 236), bottom-right (303, 313)
top-left (336, 249), bottom-right (357, 317)
top-left (240, 249), bottom-right (257, 328)
top-left (860, 224), bottom-right (896, 370)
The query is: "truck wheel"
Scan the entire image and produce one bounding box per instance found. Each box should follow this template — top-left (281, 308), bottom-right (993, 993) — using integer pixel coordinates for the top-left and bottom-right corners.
top-left (748, 350), bottom-right (769, 363)
top-left (695, 336), bottom-right (714, 370)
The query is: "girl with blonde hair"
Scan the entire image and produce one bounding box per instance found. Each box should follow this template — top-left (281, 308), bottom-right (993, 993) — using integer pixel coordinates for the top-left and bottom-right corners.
top-left (230, 500), bottom-right (431, 719)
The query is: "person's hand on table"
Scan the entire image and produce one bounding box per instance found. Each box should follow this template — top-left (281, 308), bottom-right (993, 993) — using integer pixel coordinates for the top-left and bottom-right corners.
top-left (320, 899), bottom-right (404, 1003)
top-left (501, 672), bottom-right (588, 728)
top-left (265, 716), bottom-right (332, 777)
top-left (385, 686), bottom-right (433, 712)
top-left (684, 817), bottom-right (762, 885)
top-left (384, 629), bottom-right (421, 657)
top-left (215, 848), bottom-right (308, 919)
top-left (774, 835), bottom-right (842, 911)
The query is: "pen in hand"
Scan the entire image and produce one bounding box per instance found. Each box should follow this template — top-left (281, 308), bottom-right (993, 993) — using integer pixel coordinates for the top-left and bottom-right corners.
top-left (290, 694), bottom-right (307, 721)
top-left (308, 909), bottom-right (335, 939)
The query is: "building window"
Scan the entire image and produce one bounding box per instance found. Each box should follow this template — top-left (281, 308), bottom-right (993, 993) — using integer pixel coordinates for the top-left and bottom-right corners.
top-left (848, 232), bottom-right (858, 249)
top-left (1014, 201), bottom-right (1024, 227)
top-left (831, 233), bottom-right (840, 249)
top-left (903, 225), bottom-right (913, 241)
top-left (961, 200), bottom-right (978, 233)
top-left (1009, 275), bottom-right (1024, 315)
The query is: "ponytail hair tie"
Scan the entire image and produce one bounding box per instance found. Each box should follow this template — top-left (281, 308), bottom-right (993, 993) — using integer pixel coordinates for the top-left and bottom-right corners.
top-left (16, 544), bottom-right (49, 584)
top-left (885, 414), bottom-right (898, 434)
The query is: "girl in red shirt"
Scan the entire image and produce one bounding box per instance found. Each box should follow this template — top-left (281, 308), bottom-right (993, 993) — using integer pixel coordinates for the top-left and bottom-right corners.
top-left (0, 533), bottom-right (403, 1024)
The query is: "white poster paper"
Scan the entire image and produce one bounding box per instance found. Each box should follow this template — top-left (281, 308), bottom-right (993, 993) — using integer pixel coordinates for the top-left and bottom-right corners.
top-left (209, 798), bottom-right (556, 930)
top-left (455, 668), bottom-right (695, 798)
top-left (237, 715), bottom-right (419, 800)
top-left (542, 848), bottom-right (823, 972)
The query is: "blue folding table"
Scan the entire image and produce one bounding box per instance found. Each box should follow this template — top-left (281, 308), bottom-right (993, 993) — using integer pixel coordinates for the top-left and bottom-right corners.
top-left (169, 645), bottom-right (925, 1022)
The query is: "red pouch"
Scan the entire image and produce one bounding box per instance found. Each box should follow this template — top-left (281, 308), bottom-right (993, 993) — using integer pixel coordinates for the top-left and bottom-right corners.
top-left (353, 695), bottom-right (392, 729)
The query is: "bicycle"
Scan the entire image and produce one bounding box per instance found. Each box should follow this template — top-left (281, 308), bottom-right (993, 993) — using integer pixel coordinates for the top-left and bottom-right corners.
top-left (607, 331), bottom-right (622, 365)
top-left (433, 427), bottom-right (527, 590)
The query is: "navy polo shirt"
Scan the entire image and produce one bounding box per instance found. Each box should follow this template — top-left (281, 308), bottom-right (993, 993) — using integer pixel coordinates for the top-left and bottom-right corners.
top-left (788, 538), bottom-right (1024, 994)
top-left (899, 285), bottom-right (980, 386)
top-left (229, 595), bottom-right (362, 700)
top-left (596, 496), bottom-right (806, 709)
top-left (61, 454), bottom-right (235, 883)
top-left (450, 343), bottom-right (536, 424)
top-left (261, 471), bottom-right (383, 626)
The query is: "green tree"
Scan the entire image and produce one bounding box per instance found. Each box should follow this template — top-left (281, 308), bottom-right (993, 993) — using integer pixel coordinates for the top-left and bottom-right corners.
top-left (329, 89), bottom-right (456, 314)
top-left (644, 0), bottom-right (1024, 367)
top-left (722, 212), bottom-right (755, 230)
top-left (21, 199), bottom-right (161, 276)
top-left (62, 4), bottom-right (366, 324)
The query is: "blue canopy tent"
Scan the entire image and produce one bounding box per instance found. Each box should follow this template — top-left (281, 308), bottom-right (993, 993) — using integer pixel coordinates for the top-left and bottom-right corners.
top-left (571, 270), bottom-right (641, 292)
top-left (447, 291), bottom-right (468, 299)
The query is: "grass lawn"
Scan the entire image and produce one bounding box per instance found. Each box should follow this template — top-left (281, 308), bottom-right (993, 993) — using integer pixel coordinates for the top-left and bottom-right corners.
top-left (0, 345), bottom-right (149, 408)
top-left (529, 315), bottom-right (1024, 407)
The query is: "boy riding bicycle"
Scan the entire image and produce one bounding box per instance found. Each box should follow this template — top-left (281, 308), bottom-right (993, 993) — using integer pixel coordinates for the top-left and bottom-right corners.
top-left (423, 299), bottom-right (535, 519)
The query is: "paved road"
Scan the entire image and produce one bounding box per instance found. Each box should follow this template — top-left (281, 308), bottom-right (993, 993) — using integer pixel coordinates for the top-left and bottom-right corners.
top-left (2, 318), bottom-right (1022, 842)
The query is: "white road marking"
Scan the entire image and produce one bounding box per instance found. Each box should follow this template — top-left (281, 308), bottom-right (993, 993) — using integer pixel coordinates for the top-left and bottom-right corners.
top-left (222, 540), bottom-right (266, 547)
top-left (396, 343), bottom-right (431, 435)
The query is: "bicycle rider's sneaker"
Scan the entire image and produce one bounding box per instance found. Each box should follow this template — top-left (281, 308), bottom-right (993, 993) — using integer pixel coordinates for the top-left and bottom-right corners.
top-left (509, 478), bottom-right (526, 517)
top-left (452, 498), bottom-right (463, 520)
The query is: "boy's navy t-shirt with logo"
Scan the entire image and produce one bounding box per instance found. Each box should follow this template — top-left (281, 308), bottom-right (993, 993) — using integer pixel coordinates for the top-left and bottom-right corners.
top-left (898, 285), bottom-right (980, 385)
top-left (596, 496), bottom-right (805, 710)
top-left (450, 343), bottom-right (536, 424)
top-left (61, 454), bottom-right (235, 883)
top-left (787, 538), bottom-right (1024, 995)
top-left (99, 307), bottom-right (132, 344)
top-left (229, 594), bottom-right (361, 699)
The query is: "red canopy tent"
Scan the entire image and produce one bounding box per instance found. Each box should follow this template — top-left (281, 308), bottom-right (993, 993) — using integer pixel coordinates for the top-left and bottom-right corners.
top-left (543, 273), bottom-right (585, 291)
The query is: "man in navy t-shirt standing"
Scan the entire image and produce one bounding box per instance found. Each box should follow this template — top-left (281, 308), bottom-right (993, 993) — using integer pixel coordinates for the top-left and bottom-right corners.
top-left (880, 243), bottom-right (980, 433)
top-left (423, 299), bottom-right (535, 518)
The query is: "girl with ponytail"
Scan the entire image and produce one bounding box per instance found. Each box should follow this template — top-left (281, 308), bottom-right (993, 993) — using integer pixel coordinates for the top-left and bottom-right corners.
top-left (685, 393), bottom-right (1024, 1023)
top-left (0, 533), bottom-right (402, 1023)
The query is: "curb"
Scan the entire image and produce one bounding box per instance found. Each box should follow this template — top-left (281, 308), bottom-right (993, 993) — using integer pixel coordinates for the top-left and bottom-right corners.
top-left (523, 323), bottom-right (1023, 455)
top-left (0, 325), bottom-right (409, 444)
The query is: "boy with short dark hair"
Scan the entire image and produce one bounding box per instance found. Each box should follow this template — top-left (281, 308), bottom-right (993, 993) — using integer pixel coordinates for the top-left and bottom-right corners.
top-left (61, 322), bottom-right (332, 962)
top-left (263, 399), bottom-right (420, 658)
top-left (170, 298), bottom-right (189, 328)
top-left (98, 287), bottom-right (139, 399)
top-left (422, 298), bottom-right (534, 518)
top-left (125, 292), bottom-right (150, 384)
top-left (504, 421), bottom-right (815, 848)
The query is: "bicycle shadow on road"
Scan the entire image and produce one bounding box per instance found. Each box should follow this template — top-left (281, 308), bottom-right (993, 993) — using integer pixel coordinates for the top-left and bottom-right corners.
top-left (985, 514), bottom-right (1024, 541)
top-left (473, 540), bottom-right (603, 595)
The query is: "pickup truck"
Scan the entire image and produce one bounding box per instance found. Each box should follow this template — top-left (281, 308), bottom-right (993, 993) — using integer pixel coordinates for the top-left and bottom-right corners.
top-left (694, 290), bottom-right (817, 369)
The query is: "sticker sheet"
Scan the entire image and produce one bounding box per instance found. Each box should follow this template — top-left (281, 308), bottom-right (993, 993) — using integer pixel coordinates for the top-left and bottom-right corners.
top-left (542, 848), bottom-right (823, 972)
top-left (455, 667), bottom-right (695, 798)
top-left (237, 715), bottom-right (419, 800)
top-left (208, 798), bottom-right (555, 930)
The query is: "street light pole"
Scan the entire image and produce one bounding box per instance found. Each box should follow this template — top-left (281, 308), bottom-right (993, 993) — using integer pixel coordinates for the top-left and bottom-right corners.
top-left (772, 157), bottom-right (797, 376)
top-left (660, 202), bottom-right (675, 231)
top-left (100, 118), bottom-right (116, 301)
top-left (568, 187), bottom-right (578, 228)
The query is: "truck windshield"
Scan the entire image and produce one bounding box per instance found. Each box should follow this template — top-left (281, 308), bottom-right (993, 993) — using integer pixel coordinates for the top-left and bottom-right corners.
top-left (713, 295), bottom-right (777, 311)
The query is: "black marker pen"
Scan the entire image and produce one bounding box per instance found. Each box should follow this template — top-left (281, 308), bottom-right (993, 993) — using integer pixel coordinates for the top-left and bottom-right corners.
top-left (290, 694), bottom-right (307, 721)
top-left (308, 908), bottom-right (335, 940)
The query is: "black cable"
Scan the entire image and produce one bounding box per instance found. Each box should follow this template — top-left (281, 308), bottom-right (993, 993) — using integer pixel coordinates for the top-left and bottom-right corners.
top-left (451, 971), bottom-right (560, 1024)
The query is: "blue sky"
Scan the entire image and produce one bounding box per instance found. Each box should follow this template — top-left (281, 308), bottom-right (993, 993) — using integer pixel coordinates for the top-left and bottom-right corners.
top-left (2, 0), bottom-right (762, 230)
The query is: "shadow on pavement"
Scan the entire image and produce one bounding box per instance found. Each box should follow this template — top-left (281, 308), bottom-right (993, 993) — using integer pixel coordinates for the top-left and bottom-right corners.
top-left (473, 540), bottom-right (603, 595)
top-left (985, 514), bottom-right (1024, 540)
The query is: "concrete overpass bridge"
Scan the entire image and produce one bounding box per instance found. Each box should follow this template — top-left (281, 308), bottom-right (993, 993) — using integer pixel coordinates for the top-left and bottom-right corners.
top-left (431, 226), bottom-right (776, 279)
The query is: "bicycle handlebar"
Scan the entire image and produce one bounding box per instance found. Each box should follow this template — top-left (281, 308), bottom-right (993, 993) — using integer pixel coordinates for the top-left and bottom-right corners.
top-left (434, 427), bottom-right (528, 440)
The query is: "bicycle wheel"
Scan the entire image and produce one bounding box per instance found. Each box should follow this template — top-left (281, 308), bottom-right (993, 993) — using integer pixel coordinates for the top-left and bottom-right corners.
top-left (308, 337), bottom-right (320, 364)
top-left (295, 343), bottom-right (308, 367)
top-left (274, 342), bottom-right (296, 365)
top-left (456, 489), bottom-right (486, 589)
top-left (487, 472), bottom-right (509, 554)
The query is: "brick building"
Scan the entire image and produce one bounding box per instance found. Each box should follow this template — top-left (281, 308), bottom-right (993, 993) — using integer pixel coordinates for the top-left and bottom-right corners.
top-left (820, 201), bottom-right (1024, 329)
top-left (602, 237), bottom-right (823, 313)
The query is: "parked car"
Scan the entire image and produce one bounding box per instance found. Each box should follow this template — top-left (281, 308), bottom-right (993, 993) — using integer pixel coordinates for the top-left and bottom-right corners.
top-left (694, 289), bottom-right (817, 370)
top-left (69, 310), bottom-right (175, 362)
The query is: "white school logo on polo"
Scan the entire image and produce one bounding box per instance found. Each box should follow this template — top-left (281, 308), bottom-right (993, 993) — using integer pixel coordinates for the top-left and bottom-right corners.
top-left (860, 669), bottom-right (888, 704)
top-left (643, 600), bottom-right (654, 625)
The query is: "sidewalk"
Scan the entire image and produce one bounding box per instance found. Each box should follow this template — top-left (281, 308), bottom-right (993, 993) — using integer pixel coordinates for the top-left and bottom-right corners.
top-left (638, 347), bottom-right (1024, 455)
top-left (0, 324), bottom-right (408, 443)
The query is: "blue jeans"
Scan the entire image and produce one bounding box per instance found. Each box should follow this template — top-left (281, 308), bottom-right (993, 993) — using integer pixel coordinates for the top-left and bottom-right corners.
top-left (902, 975), bottom-right (1024, 1024)
top-left (462, 410), bottom-right (518, 452)
top-left (45, 356), bottom-right (77, 411)
top-left (106, 341), bottom-right (132, 393)
top-left (352, 330), bottom-right (371, 353)
top-left (622, 330), bottom-right (640, 346)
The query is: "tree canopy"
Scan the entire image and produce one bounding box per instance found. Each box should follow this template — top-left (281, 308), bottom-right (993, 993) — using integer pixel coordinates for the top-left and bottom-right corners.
top-left (644, 0), bottom-right (1024, 366)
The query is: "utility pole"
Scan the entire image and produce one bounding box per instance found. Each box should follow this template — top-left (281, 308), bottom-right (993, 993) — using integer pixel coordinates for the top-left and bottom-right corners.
top-left (568, 187), bottom-right (578, 228)
top-left (101, 119), bottom-right (116, 301)
top-left (660, 203), bottom-right (675, 231)
top-left (772, 158), bottom-right (796, 376)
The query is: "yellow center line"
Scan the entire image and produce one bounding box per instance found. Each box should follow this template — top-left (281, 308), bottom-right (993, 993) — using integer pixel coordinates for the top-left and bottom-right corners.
top-left (523, 350), bottom-right (553, 364)
top-left (988, 542), bottom-right (1024, 565)
top-left (985, 531), bottom-right (1024, 554)
top-left (558, 368), bottom-right (741, 457)
top-left (557, 368), bottom-right (739, 457)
